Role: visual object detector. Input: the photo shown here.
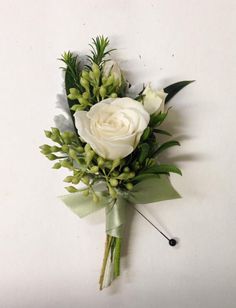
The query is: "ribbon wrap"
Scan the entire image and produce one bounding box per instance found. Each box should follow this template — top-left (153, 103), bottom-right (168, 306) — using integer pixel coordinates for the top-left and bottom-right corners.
top-left (105, 196), bottom-right (127, 238)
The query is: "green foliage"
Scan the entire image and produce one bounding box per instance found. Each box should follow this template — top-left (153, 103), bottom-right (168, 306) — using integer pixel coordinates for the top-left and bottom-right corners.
top-left (59, 52), bottom-right (82, 127)
top-left (149, 111), bottom-right (169, 127)
top-left (153, 128), bottom-right (172, 136)
top-left (153, 140), bottom-right (180, 156)
top-left (140, 127), bottom-right (151, 142)
top-left (138, 143), bottom-right (150, 163)
top-left (131, 173), bottom-right (159, 184)
top-left (87, 36), bottom-right (115, 68)
top-left (164, 80), bottom-right (195, 103)
top-left (142, 164), bottom-right (182, 176)
top-left (60, 51), bottom-right (81, 92)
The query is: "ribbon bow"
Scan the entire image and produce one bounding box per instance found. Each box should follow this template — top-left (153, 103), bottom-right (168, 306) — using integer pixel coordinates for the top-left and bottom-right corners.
top-left (60, 175), bottom-right (180, 238)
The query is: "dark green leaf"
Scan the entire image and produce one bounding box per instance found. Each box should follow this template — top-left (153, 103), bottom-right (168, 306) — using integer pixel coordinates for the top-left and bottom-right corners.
top-left (142, 164), bottom-right (182, 176)
top-left (138, 143), bottom-right (150, 163)
top-left (65, 68), bottom-right (77, 128)
top-left (60, 52), bottom-right (81, 130)
top-left (164, 80), bottom-right (195, 103)
top-left (149, 112), bottom-right (168, 127)
top-left (153, 140), bottom-right (180, 156)
top-left (153, 129), bottom-right (172, 136)
top-left (140, 127), bottom-right (151, 142)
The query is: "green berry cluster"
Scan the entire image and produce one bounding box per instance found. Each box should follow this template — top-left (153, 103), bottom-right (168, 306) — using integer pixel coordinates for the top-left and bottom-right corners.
top-left (68, 62), bottom-right (125, 112)
top-left (40, 128), bottom-right (139, 202)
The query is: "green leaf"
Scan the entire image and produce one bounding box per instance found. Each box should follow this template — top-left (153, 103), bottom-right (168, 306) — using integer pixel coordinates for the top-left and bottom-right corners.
top-left (131, 173), bottom-right (160, 184)
top-left (65, 68), bottom-right (78, 128)
top-left (153, 140), bottom-right (180, 156)
top-left (153, 129), bottom-right (172, 136)
top-left (65, 68), bottom-right (77, 106)
top-left (164, 80), bottom-right (195, 103)
top-left (59, 52), bottom-right (82, 129)
top-left (142, 164), bottom-right (182, 176)
top-left (138, 143), bottom-right (150, 163)
top-left (140, 127), bottom-right (151, 142)
top-left (149, 112), bottom-right (168, 127)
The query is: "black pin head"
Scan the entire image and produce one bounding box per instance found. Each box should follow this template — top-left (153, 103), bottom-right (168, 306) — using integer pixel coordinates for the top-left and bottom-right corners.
top-left (169, 239), bottom-right (177, 246)
top-left (132, 206), bottom-right (179, 246)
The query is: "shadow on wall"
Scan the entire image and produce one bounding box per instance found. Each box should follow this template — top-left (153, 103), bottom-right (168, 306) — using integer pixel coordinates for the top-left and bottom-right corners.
top-left (157, 103), bottom-right (206, 166)
top-left (54, 93), bottom-right (75, 133)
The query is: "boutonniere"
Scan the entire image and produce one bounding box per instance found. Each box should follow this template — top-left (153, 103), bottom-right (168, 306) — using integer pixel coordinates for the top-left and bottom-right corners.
top-left (40, 36), bottom-right (194, 290)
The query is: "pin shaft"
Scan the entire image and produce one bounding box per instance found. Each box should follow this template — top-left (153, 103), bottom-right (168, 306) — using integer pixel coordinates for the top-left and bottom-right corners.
top-left (133, 206), bottom-right (177, 246)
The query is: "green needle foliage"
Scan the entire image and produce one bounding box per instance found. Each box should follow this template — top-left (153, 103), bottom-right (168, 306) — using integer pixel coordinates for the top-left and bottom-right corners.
top-left (88, 35), bottom-right (115, 68)
top-left (60, 51), bottom-right (82, 91)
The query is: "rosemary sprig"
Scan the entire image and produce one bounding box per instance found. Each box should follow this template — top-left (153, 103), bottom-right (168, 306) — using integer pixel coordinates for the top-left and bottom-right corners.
top-left (87, 35), bottom-right (115, 68)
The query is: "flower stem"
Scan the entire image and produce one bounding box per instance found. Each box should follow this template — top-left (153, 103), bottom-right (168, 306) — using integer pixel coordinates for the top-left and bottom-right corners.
top-left (114, 238), bottom-right (121, 277)
top-left (99, 235), bottom-right (112, 290)
top-left (99, 236), bottom-right (122, 290)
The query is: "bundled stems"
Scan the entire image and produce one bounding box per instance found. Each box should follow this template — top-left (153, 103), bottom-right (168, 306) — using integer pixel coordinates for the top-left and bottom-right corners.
top-left (99, 235), bottom-right (112, 290)
top-left (99, 235), bottom-right (122, 290)
top-left (114, 238), bottom-right (121, 277)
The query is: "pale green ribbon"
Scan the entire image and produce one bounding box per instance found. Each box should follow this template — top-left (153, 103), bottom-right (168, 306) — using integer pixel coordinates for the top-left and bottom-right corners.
top-left (60, 175), bottom-right (181, 238)
top-left (105, 196), bottom-right (127, 238)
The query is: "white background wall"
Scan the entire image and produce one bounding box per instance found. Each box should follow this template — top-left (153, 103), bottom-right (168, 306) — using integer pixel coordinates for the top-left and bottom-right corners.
top-left (1, 1), bottom-right (236, 307)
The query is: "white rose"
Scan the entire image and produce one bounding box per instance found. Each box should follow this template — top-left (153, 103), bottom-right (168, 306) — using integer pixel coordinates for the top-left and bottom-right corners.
top-left (74, 97), bottom-right (150, 160)
top-left (103, 60), bottom-right (122, 86)
top-left (142, 84), bottom-right (167, 115)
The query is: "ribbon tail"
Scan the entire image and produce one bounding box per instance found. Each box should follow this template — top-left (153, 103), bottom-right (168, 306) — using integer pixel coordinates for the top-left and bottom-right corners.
top-left (128, 175), bottom-right (181, 204)
top-left (59, 191), bottom-right (108, 218)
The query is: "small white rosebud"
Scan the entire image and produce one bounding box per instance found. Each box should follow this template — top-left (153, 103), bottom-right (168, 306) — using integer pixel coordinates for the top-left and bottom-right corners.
top-left (142, 84), bottom-right (167, 115)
